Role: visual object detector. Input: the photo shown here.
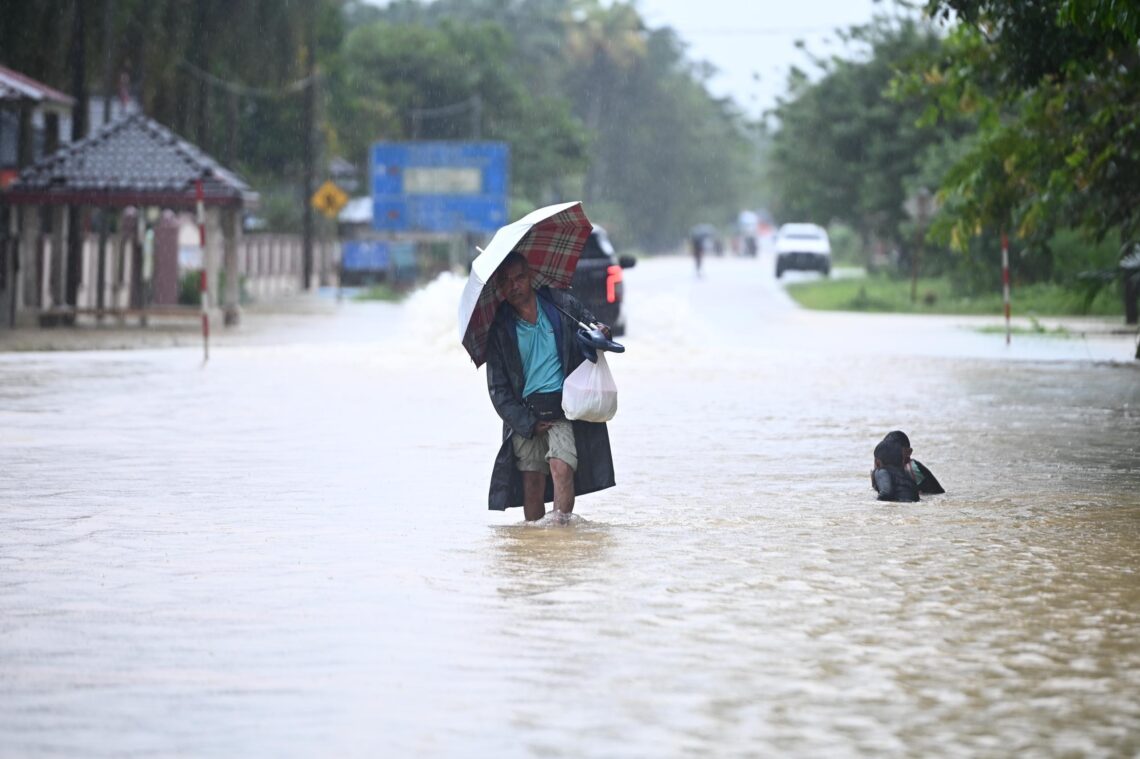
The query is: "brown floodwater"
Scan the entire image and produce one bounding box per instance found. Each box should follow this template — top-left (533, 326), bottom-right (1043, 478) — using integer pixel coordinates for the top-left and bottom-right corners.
top-left (1, 255), bottom-right (1137, 757)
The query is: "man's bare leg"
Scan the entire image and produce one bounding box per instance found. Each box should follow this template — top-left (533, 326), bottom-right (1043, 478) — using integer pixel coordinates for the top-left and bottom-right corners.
top-left (521, 471), bottom-right (547, 522)
top-left (549, 458), bottom-right (575, 515)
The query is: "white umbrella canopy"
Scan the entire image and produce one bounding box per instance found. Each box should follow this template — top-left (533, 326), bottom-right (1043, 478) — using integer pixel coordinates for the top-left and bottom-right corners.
top-left (458, 201), bottom-right (593, 367)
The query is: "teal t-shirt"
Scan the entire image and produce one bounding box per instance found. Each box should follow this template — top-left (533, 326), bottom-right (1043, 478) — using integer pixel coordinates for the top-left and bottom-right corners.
top-left (516, 304), bottom-right (563, 397)
top-left (910, 461), bottom-right (926, 486)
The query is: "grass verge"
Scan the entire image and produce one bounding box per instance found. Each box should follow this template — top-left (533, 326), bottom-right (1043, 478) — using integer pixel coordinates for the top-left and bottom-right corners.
top-left (785, 273), bottom-right (1124, 317)
top-left (975, 318), bottom-right (1071, 337)
top-left (352, 284), bottom-right (404, 302)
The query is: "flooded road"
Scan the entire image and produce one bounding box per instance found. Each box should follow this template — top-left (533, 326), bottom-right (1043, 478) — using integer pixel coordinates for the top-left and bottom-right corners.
top-left (2, 254), bottom-right (1138, 757)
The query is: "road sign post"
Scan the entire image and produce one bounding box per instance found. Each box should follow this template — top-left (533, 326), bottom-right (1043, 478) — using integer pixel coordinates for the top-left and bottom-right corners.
top-left (311, 180), bottom-right (349, 220)
top-left (1002, 231), bottom-right (1012, 346)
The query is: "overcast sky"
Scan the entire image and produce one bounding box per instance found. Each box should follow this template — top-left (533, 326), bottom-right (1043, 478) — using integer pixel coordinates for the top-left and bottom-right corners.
top-left (363, 0), bottom-right (898, 119)
top-left (633, 0), bottom-right (893, 117)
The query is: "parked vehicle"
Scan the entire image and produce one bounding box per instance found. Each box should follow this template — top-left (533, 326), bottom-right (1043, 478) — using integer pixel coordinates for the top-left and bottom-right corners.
top-left (775, 223), bottom-right (831, 278)
top-left (571, 225), bottom-right (636, 336)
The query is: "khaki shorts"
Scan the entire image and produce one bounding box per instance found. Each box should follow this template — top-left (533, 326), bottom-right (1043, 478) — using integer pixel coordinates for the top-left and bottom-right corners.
top-left (512, 419), bottom-right (577, 473)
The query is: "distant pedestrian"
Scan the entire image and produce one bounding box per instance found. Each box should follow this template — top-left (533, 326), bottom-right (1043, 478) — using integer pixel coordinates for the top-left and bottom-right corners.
top-left (690, 234), bottom-right (705, 276)
top-left (871, 439), bottom-right (920, 502)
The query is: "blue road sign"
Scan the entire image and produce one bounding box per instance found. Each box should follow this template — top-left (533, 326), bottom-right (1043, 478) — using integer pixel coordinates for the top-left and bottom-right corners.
top-left (371, 142), bottom-right (509, 233)
top-left (341, 240), bottom-right (390, 272)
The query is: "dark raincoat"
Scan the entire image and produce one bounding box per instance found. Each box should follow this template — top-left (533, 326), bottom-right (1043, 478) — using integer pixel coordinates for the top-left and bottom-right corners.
top-left (873, 465), bottom-right (920, 502)
top-left (911, 460), bottom-right (945, 495)
top-left (869, 459), bottom-right (945, 495)
top-left (485, 287), bottom-right (616, 510)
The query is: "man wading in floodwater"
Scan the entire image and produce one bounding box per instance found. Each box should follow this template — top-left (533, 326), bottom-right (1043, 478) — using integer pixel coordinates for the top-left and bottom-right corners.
top-left (485, 252), bottom-right (616, 522)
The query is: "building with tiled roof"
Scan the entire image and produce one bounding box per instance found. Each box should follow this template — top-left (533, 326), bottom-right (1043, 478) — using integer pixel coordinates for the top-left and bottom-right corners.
top-left (0, 64), bottom-right (75, 106)
top-left (5, 110), bottom-right (258, 209)
top-left (0, 64), bottom-right (75, 189)
top-left (2, 111), bottom-right (262, 331)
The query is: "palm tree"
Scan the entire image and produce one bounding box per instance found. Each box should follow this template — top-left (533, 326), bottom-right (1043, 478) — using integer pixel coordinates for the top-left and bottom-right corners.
top-left (562, 1), bottom-right (647, 201)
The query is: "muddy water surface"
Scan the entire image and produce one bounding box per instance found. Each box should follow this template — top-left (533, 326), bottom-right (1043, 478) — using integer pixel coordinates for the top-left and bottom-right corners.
top-left (1, 256), bottom-right (1137, 757)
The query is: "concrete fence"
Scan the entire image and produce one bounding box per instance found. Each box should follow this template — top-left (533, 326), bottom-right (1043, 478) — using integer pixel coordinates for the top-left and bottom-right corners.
top-left (0, 212), bottom-right (340, 327)
top-left (237, 235), bottom-right (340, 302)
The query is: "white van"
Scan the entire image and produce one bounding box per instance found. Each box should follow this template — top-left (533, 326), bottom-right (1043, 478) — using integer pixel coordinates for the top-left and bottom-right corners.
top-left (775, 223), bottom-right (831, 278)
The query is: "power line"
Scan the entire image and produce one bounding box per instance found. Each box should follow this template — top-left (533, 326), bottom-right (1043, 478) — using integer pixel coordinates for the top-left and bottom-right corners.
top-left (663, 23), bottom-right (856, 36)
top-left (673, 27), bottom-right (857, 37)
top-left (409, 95), bottom-right (483, 139)
top-left (409, 96), bottom-right (481, 119)
top-left (177, 59), bottom-right (314, 99)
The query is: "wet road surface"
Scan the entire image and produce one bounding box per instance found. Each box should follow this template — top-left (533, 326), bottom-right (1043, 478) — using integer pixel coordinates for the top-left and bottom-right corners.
top-left (2, 254), bottom-right (1138, 757)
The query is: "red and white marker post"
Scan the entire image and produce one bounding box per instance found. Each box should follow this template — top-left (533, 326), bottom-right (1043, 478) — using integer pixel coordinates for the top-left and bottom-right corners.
top-left (1001, 231), bottom-right (1011, 346)
top-left (196, 179), bottom-right (209, 363)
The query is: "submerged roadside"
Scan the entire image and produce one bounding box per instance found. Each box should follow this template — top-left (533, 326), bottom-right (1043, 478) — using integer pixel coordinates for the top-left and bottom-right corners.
top-left (784, 271), bottom-right (1138, 341)
top-left (0, 292), bottom-right (347, 353)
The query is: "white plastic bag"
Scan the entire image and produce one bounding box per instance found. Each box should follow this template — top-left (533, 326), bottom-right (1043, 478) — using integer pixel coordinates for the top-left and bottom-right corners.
top-left (562, 353), bottom-right (618, 422)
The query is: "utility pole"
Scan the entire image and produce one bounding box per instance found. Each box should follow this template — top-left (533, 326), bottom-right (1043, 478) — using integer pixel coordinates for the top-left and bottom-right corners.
top-left (301, 0), bottom-right (317, 291)
top-left (70, 1), bottom-right (88, 142)
top-left (101, 0), bottom-right (116, 125)
top-left (910, 187), bottom-right (929, 304)
top-left (225, 91), bottom-right (239, 167)
top-left (192, 0), bottom-right (209, 146)
top-left (1001, 231), bottom-right (1012, 346)
top-left (65, 0), bottom-right (90, 322)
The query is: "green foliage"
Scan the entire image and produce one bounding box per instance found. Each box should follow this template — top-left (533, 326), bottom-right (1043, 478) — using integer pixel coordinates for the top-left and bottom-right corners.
top-left (333, 0), bottom-right (767, 250)
top-left (330, 1), bottom-right (595, 208)
top-left (330, 19), bottom-right (566, 160)
top-left (0, 0), bottom-right (344, 187)
top-left (256, 186), bottom-right (305, 235)
top-left (178, 270), bottom-right (249, 306)
top-left (827, 223), bottom-right (863, 265)
top-left (768, 16), bottom-right (959, 248)
top-left (566, 23), bottom-right (764, 249)
top-left (913, 0), bottom-right (1140, 252)
top-left (352, 284), bottom-right (403, 302)
top-left (178, 271), bottom-right (201, 307)
top-left (1047, 228), bottom-right (1123, 283)
top-left (1058, 0), bottom-right (1140, 40)
top-left (974, 318), bottom-right (1071, 337)
top-left (786, 272), bottom-right (1124, 316)
top-left (2, 0), bottom-right (768, 251)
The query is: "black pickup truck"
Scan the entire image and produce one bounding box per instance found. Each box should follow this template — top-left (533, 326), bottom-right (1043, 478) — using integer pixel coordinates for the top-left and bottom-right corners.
top-left (570, 226), bottom-right (636, 336)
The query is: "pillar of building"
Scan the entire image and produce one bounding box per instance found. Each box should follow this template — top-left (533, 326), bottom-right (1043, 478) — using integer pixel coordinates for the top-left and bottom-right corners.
top-left (205, 206), bottom-right (223, 322)
top-left (222, 207), bottom-right (241, 326)
top-left (48, 205), bottom-right (66, 317)
top-left (17, 205), bottom-right (40, 324)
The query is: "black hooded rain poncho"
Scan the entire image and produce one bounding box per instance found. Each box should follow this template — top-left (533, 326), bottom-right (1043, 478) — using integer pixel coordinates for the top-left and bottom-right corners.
top-left (484, 286), bottom-right (616, 510)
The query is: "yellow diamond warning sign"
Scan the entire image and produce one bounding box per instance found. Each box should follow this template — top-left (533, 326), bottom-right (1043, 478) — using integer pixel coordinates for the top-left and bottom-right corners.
top-left (311, 180), bottom-right (349, 219)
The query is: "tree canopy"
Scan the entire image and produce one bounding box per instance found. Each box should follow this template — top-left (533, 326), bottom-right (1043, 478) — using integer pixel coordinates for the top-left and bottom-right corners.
top-left (1, 0), bottom-right (769, 251)
top-left (334, 0), bottom-right (765, 248)
top-left (913, 0), bottom-right (1140, 251)
top-left (767, 15), bottom-right (962, 253)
